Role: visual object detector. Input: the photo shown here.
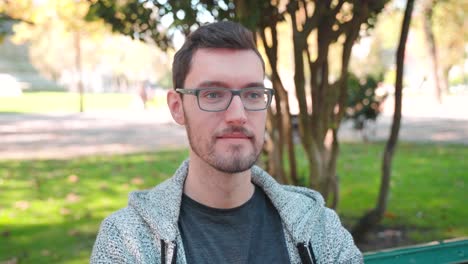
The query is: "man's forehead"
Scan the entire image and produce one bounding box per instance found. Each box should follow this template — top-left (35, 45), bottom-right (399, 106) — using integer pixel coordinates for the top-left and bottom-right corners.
top-left (196, 80), bottom-right (265, 89)
top-left (191, 48), bottom-right (262, 63)
top-left (185, 48), bottom-right (263, 82)
top-left (194, 47), bottom-right (251, 54)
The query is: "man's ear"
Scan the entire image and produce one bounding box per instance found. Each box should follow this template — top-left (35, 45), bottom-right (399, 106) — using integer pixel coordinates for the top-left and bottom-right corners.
top-left (167, 90), bottom-right (185, 125)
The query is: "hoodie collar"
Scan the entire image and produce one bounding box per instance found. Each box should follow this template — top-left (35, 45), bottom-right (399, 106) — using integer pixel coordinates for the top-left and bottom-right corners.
top-left (129, 159), bottom-right (324, 243)
top-left (128, 160), bottom-right (189, 241)
top-left (250, 165), bottom-right (325, 243)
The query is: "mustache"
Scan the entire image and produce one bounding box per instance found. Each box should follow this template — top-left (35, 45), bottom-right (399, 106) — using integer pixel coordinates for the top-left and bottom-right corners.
top-left (216, 126), bottom-right (255, 138)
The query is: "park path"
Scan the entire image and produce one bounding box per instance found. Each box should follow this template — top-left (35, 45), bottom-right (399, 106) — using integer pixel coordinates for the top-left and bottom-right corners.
top-left (1, 94), bottom-right (467, 160)
top-left (0, 108), bottom-right (188, 160)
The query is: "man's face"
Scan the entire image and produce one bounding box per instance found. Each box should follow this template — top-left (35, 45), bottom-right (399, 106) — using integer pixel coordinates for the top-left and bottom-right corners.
top-left (180, 48), bottom-right (266, 173)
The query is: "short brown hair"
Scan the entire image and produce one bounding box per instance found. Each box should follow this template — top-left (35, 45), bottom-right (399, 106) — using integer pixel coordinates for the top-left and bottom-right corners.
top-left (172, 21), bottom-right (264, 89)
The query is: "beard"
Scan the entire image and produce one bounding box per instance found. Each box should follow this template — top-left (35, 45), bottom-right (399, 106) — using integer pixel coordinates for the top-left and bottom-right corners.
top-left (185, 119), bottom-right (262, 173)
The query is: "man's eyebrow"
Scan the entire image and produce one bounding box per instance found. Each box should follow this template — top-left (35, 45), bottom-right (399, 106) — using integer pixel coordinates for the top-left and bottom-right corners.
top-left (195, 81), bottom-right (265, 88)
top-left (244, 82), bottom-right (265, 88)
top-left (197, 81), bottom-right (228, 88)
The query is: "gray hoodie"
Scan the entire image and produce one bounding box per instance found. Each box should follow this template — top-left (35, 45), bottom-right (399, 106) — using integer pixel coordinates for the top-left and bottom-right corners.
top-left (91, 160), bottom-right (363, 263)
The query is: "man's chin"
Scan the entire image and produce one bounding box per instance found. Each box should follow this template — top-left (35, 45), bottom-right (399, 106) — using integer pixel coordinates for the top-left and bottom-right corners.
top-left (216, 137), bottom-right (252, 145)
top-left (213, 150), bottom-right (259, 173)
top-left (211, 160), bottom-right (254, 174)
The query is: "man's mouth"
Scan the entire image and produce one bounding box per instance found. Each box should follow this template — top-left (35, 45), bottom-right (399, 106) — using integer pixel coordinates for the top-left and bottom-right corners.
top-left (218, 132), bottom-right (250, 139)
top-left (216, 127), bottom-right (253, 140)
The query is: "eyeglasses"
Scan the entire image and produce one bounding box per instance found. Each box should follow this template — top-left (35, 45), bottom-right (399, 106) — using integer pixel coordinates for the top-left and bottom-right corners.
top-left (175, 87), bottom-right (275, 112)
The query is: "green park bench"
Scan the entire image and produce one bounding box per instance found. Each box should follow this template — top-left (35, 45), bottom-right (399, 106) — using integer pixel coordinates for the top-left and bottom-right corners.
top-left (364, 238), bottom-right (468, 264)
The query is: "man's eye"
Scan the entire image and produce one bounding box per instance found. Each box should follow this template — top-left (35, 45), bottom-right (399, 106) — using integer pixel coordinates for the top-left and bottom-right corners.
top-left (250, 93), bottom-right (261, 98)
top-left (207, 93), bottom-right (220, 98)
top-left (244, 91), bottom-right (264, 99)
top-left (202, 91), bottom-right (225, 98)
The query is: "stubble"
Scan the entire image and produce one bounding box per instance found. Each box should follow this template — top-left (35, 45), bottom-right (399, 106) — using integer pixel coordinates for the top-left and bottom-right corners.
top-left (185, 119), bottom-right (262, 173)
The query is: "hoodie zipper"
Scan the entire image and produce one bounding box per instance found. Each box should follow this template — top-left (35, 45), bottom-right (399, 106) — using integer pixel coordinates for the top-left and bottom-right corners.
top-left (297, 241), bottom-right (317, 264)
top-left (160, 239), bottom-right (177, 264)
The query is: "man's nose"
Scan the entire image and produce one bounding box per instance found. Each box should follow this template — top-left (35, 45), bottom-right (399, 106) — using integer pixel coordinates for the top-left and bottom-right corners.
top-left (224, 95), bottom-right (247, 125)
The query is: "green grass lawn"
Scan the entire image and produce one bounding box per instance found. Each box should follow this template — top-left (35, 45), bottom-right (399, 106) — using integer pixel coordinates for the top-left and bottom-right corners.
top-left (0, 143), bottom-right (466, 263)
top-left (0, 91), bottom-right (166, 113)
top-left (337, 143), bottom-right (467, 245)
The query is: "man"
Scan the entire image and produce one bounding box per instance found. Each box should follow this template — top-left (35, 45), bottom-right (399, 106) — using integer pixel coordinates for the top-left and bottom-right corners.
top-left (91, 21), bottom-right (362, 264)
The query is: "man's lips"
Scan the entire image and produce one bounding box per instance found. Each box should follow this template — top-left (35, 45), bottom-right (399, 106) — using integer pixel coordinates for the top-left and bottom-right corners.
top-left (217, 133), bottom-right (251, 139)
top-left (215, 127), bottom-right (254, 140)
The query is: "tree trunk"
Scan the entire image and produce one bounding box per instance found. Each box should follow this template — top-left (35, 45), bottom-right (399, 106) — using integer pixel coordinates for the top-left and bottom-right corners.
top-left (265, 109), bottom-right (287, 183)
top-left (440, 65), bottom-right (451, 95)
top-left (326, 128), bottom-right (340, 209)
top-left (252, 0), bottom-right (388, 208)
top-left (324, 4), bottom-right (369, 206)
top-left (422, 0), bottom-right (442, 103)
top-left (285, 1), bottom-right (383, 196)
top-left (352, 0), bottom-right (414, 242)
top-left (258, 13), bottom-right (299, 185)
top-left (74, 30), bottom-right (84, 112)
top-left (288, 2), bottom-right (325, 190)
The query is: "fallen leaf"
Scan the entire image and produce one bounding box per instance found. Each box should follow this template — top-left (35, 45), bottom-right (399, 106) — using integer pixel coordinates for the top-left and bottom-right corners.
top-left (66, 193), bottom-right (80, 203)
top-left (68, 174), bottom-right (79, 183)
top-left (60, 207), bottom-right (71, 216)
top-left (84, 211), bottom-right (92, 219)
top-left (41, 249), bottom-right (51, 256)
top-left (99, 183), bottom-right (108, 190)
top-left (14, 201), bottom-right (30, 211)
top-left (384, 211), bottom-right (397, 219)
top-left (68, 229), bottom-right (80, 236)
top-left (1, 230), bottom-right (11, 237)
top-left (131, 177), bottom-right (144, 185)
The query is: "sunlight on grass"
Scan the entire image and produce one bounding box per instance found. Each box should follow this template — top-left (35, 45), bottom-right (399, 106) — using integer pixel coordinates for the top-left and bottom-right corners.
top-left (0, 150), bottom-right (187, 263)
top-left (0, 143), bottom-right (466, 263)
top-left (337, 143), bottom-right (467, 244)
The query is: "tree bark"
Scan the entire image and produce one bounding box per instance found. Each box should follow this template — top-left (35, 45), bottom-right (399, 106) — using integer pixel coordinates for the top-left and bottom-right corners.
top-left (258, 4), bottom-right (299, 185)
top-left (440, 65), bottom-right (451, 95)
top-left (352, 0), bottom-right (414, 242)
top-left (289, 2), bottom-right (323, 189)
top-left (324, 3), bottom-right (369, 206)
top-left (326, 128), bottom-right (340, 209)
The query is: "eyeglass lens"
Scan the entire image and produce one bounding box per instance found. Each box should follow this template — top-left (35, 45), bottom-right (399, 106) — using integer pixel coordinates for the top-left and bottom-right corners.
top-left (198, 88), bottom-right (270, 111)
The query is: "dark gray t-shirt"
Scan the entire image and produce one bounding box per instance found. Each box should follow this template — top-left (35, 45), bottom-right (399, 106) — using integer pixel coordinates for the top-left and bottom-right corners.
top-left (178, 185), bottom-right (290, 264)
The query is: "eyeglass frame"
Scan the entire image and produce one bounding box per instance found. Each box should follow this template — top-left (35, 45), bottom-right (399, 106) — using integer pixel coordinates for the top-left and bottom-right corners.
top-left (175, 87), bottom-right (275, 112)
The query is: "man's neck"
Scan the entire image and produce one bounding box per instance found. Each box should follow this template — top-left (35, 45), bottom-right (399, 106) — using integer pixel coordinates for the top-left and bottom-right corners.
top-left (183, 155), bottom-right (255, 209)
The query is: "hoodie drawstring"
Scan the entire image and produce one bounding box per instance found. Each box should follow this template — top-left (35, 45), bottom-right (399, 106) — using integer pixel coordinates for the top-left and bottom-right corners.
top-left (163, 239), bottom-right (313, 263)
top-left (160, 239), bottom-right (177, 264)
top-left (297, 242), bottom-right (317, 264)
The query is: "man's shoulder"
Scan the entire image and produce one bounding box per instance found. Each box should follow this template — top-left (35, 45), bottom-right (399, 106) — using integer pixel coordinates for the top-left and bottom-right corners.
top-left (279, 184), bottom-right (325, 204)
top-left (99, 188), bottom-right (155, 229)
top-left (251, 165), bottom-right (326, 207)
top-left (266, 183), bottom-right (362, 262)
top-left (91, 197), bottom-right (163, 263)
top-left (100, 205), bottom-right (144, 231)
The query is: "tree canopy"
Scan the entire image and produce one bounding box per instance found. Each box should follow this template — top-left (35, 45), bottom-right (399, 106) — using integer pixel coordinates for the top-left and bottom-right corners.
top-left (1, 0), bottom-right (172, 91)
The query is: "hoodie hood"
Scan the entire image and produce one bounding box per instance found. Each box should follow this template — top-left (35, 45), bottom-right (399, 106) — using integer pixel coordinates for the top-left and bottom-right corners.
top-left (250, 165), bottom-right (325, 243)
top-left (128, 159), bottom-right (325, 244)
top-left (128, 161), bottom-right (187, 242)
top-left (92, 159), bottom-right (363, 263)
